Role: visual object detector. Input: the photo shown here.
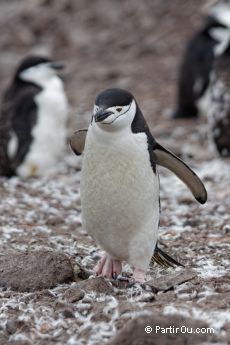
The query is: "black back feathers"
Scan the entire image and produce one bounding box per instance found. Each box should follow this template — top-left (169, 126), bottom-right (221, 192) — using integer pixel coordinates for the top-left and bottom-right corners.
top-left (210, 49), bottom-right (230, 156)
top-left (173, 17), bottom-right (230, 119)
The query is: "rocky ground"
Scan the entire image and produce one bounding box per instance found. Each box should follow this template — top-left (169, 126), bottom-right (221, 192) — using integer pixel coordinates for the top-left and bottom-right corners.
top-left (0, 0), bottom-right (229, 344)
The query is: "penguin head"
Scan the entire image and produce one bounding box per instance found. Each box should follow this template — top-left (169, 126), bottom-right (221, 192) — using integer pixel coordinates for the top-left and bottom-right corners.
top-left (15, 55), bottom-right (64, 86)
top-left (93, 88), bottom-right (136, 131)
top-left (210, 0), bottom-right (230, 25)
top-left (207, 0), bottom-right (230, 55)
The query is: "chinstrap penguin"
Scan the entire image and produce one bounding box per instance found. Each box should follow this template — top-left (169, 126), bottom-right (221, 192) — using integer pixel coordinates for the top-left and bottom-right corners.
top-left (209, 47), bottom-right (230, 156)
top-left (0, 55), bottom-right (69, 177)
top-left (70, 88), bottom-right (207, 282)
top-left (172, 0), bottom-right (230, 119)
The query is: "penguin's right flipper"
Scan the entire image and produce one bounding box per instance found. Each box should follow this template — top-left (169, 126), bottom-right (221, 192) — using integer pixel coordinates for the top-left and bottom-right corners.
top-left (153, 142), bottom-right (207, 204)
top-left (9, 91), bottom-right (38, 170)
top-left (70, 129), bottom-right (87, 155)
top-left (150, 245), bottom-right (184, 268)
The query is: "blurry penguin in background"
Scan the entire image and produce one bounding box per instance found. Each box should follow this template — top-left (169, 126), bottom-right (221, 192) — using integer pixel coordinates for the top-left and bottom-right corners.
top-left (0, 55), bottom-right (69, 177)
top-left (209, 47), bottom-right (230, 156)
top-left (172, 0), bottom-right (230, 119)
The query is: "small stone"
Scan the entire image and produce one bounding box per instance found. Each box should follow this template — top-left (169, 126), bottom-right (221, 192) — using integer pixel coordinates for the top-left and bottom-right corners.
top-left (64, 288), bottom-right (85, 303)
top-left (137, 294), bottom-right (156, 303)
top-left (6, 319), bottom-right (20, 334)
top-left (222, 322), bottom-right (230, 330)
top-left (91, 312), bottom-right (110, 323)
top-left (40, 323), bottom-right (51, 333)
top-left (61, 308), bottom-right (75, 318)
top-left (223, 224), bottom-right (230, 234)
top-left (110, 279), bottom-right (131, 289)
top-left (76, 277), bottom-right (113, 294)
top-left (46, 216), bottom-right (63, 226)
top-left (70, 261), bottom-right (91, 281)
top-left (146, 269), bottom-right (197, 292)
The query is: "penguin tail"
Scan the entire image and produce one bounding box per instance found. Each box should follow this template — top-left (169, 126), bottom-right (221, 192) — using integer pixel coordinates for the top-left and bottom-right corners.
top-left (150, 244), bottom-right (184, 268)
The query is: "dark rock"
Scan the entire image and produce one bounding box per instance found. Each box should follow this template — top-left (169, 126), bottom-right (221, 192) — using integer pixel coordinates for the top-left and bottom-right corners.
top-left (183, 219), bottom-right (200, 227)
top-left (0, 333), bottom-right (30, 345)
top-left (70, 260), bottom-right (91, 281)
top-left (64, 287), bottom-right (85, 303)
top-left (0, 250), bottom-right (74, 292)
top-left (146, 269), bottom-right (197, 292)
top-left (61, 308), bottom-right (75, 318)
top-left (0, 336), bottom-right (7, 345)
top-left (6, 320), bottom-right (20, 335)
top-left (223, 224), bottom-right (230, 234)
top-left (76, 277), bottom-right (113, 294)
top-left (110, 278), bottom-right (132, 289)
top-left (118, 302), bottom-right (141, 316)
top-left (46, 216), bottom-right (63, 226)
top-left (90, 311), bottom-right (110, 323)
top-left (223, 322), bottom-right (230, 331)
top-left (137, 294), bottom-right (156, 303)
top-left (109, 314), bottom-right (219, 345)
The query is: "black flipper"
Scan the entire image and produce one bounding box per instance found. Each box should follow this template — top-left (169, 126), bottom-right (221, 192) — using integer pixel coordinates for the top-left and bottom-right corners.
top-left (150, 244), bottom-right (184, 268)
top-left (153, 142), bottom-right (207, 204)
top-left (70, 129), bottom-right (87, 156)
top-left (10, 93), bottom-right (38, 170)
top-left (0, 125), bottom-right (15, 177)
top-left (0, 84), bottom-right (39, 176)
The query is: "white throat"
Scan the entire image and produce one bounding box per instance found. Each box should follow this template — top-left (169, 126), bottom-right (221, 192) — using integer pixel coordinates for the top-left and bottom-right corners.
top-left (210, 27), bottom-right (230, 55)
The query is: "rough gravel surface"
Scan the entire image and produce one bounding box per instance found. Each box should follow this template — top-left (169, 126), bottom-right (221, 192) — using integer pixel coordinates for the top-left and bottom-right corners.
top-left (0, 1), bottom-right (229, 345)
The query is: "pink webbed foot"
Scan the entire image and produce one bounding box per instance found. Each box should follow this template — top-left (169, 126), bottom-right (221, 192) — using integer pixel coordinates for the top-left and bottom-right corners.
top-left (94, 254), bottom-right (122, 279)
top-left (133, 267), bottom-right (146, 283)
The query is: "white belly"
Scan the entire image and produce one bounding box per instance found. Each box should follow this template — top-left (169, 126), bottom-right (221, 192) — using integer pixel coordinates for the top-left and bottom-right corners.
top-left (81, 127), bottom-right (159, 270)
top-left (17, 78), bottom-right (68, 177)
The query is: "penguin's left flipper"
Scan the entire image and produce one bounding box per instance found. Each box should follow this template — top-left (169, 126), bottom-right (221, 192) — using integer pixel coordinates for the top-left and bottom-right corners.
top-left (154, 142), bottom-right (207, 204)
top-left (70, 129), bottom-right (87, 155)
top-left (151, 244), bottom-right (184, 268)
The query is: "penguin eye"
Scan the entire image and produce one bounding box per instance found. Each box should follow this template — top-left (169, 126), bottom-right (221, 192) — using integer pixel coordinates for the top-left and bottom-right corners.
top-left (116, 107), bottom-right (122, 112)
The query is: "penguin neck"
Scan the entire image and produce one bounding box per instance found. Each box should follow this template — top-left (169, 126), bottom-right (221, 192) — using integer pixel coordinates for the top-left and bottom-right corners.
top-left (131, 105), bottom-right (151, 136)
top-left (90, 120), bottom-right (131, 145)
top-left (15, 76), bottom-right (41, 88)
top-left (32, 74), bottom-right (63, 91)
top-left (206, 23), bottom-right (230, 56)
top-left (5, 78), bottom-right (42, 101)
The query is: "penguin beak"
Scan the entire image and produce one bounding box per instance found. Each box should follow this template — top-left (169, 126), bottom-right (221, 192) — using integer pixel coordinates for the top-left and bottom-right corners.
top-left (49, 62), bottom-right (65, 70)
top-left (94, 110), bottom-right (113, 122)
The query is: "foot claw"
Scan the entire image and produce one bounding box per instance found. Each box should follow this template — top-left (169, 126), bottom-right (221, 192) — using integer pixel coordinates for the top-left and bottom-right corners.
top-left (94, 255), bottom-right (106, 276)
top-left (94, 254), bottom-right (122, 280)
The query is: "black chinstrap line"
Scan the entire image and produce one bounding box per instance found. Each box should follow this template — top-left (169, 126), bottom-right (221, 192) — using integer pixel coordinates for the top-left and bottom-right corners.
top-left (93, 103), bottom-right (132, 125)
